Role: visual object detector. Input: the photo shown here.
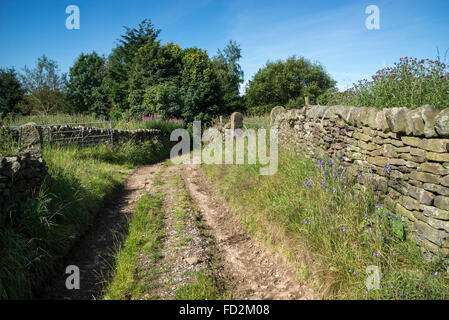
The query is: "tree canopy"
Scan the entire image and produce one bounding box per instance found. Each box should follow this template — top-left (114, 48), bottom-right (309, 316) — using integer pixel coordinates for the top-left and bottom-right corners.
top-left (245, 56), bottom-right (335, 114)
top-left (212, 40), bottom-right (244, 114)
top-left (0, 68), bottom-right (24, 118)
top-left (0, 18), bottom-right (340, 122)
top-left (19, 55), bottom-right (67, 116)
top-left (67, 52), bottom-right (109, 117)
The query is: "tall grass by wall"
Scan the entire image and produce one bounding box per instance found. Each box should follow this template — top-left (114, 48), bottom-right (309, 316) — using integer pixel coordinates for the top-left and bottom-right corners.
top-left (202, 148), bottom-right (449, 299)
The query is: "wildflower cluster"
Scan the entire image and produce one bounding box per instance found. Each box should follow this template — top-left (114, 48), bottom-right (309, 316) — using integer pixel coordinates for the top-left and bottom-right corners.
top-left (359, 205), bottom-right (404, 242)
top-left (314, 157), bottom-right (348, 193)
top-left (318, 57), bottom-right (449, 110)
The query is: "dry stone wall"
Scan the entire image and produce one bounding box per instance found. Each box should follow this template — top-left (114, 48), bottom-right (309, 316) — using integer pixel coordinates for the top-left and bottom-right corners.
top-left (0, 151), bottom-right (49, 213)
top-left (8, 125), bottom-right (160, 148)
top-left (273, 104), bottom-right (449, 261)
top-left (1, 125), bottom-right (161, 215)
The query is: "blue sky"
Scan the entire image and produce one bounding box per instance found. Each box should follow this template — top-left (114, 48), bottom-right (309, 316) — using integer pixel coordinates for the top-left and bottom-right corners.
top-left (1, 0), bottom-right (448, 91)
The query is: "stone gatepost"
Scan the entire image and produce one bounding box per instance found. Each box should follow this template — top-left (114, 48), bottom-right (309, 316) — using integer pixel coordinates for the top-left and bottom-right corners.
top-left (270, 106), bottom-right (285, 126)
top-left (20, 122), bottom-right (43, 151)
top-left (230, 112), bottom-right (243, 131)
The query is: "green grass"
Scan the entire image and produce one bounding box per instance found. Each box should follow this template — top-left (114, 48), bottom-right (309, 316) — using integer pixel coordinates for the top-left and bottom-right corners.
top-left (0, 131), bottom-right (176, 299)
top-left (0, 145), bottom-right (130, 299)
top-left (3, 113), bottom-right (106, 127)
top-left (201, 147), bottom-right (449, 300)
top-left (103, 191), bottom-right (166, 300)
top-left (174, 271), bottom-right (229, 300)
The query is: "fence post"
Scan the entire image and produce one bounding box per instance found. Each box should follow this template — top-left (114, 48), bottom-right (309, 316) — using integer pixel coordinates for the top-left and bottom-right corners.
top-left (305, 96), bottom-right (310, 106)
top-left (81, 126), bottom-right (84, 149)
top-left (109, 121), bottom-right (113, 147)
top-left (18, 126), bottom-right (22, 150)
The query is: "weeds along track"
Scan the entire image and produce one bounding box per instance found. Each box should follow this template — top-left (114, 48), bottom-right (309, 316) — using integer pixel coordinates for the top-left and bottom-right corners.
top-left (38, 160), bottom-right (312, 300)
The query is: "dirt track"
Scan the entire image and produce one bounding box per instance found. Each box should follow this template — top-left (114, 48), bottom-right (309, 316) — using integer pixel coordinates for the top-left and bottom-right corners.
top-left (39, 161), bottom-right (313, 300)
top-left (180, 164), bottom-right (313, 299)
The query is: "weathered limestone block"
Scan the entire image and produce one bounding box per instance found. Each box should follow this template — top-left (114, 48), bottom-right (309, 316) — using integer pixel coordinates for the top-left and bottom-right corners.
top-left (400, 152), bottom-right (426, 163)
top-left (306, 105), bottom-right (327, 119)
top-left (396, 146), bottom-right (411, 153)
top-left (367, 109), bottom-right (379, 129)
top-left (420, 162), bottom-right (449, 175)
top-left (388, 158), bottom-right (406, 166)
top-left (434, 196), bottom-right (449, 211)
top-left (405, 105), bottom-right (439, 137)
top-left (420, 239), bottom-right (449, 260)
top-left (426, 152), bottom-right (449, 162)
top-left (335, 106), bottom-right (355, 124)
top-left (401, 136), bottom-right (421, 147)
top-left (410, 147), bottom-right (426, 156)
top-left (374, 110), bottom-right (389, 131)
top-left (441, 175), bottom-right (449, 187)
top-left (354, 132), bottom-right (372, 142)
top-left (420, 204), bottom-right (449, 220)
top-left (385, 107), bottom-right (409, 133)
top-left (423, 183), bottom-right (449, 196)
top-left (366, 156), bottom-right (388, 167)
top-left (396, 203), bottom-right (416, 221)
top-left (401, 195), bottom-right (421, 211)
top-left (418, 139), bottom-right (449, 153)
top-left (408, 186), bottom-right (435, 205)
top-left (409, 179), bottom-right (424, 187)
top-left (405, 161), bottom-right (419, 168)
top-left (415, 213), bottom-right (449, 235)
top-left (382, 144), bottom-right (397, 157)
top-left (414, 220), bottom-right (449, 246)
top-left (383, 138), bottom-right (404, 147)
top-left (409, 171), bottom-right (440, 184)
top-left (435, 108), bottom-right (449, 137)
top-left (322, 106), bottom-right (339, 119)
top-left (349, 107), bottom-right (362, 127)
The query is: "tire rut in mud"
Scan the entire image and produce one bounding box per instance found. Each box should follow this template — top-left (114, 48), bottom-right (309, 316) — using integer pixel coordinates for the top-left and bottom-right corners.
top-left (36, 164), bottom-right (162, 300)
top-left (180, 164), bottom-right (314, 300)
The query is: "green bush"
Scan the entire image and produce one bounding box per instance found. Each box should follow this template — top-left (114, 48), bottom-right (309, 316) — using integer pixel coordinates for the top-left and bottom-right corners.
top-left (246, 104), bottom-right (274, 116)
top-left (245, 56), bottom-right (335, 112)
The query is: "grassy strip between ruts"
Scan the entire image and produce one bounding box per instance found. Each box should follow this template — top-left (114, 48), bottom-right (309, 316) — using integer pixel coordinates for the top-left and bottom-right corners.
top-left (0, 135), bottom-right (175, 299)
top-left (201, 147), bottom-right (449, 300)
top-left (103, 190), bottom-right (166, 300)
top-left (104, 172), bottom-right (228, 300)
top-left (170, 174), bottom-right (229, 300)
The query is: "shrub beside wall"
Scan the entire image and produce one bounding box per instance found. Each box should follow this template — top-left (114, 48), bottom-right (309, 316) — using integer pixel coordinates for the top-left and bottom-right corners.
top-left (273, 104), bottom-right (449, 261)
